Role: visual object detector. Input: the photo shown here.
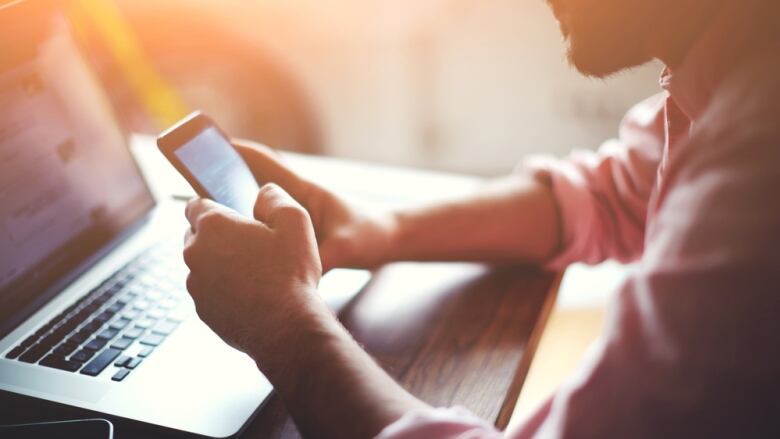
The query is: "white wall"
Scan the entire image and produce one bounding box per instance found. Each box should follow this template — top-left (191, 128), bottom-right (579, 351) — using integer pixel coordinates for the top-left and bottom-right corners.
top-left (134, 0), bottom-right (664, 175)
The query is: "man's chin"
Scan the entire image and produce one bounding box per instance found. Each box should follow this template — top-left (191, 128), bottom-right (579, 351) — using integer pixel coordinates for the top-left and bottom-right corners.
top-left (565, 37), bottom-right (652, 79)
top-left (567, 47), bottom-right (617, 79)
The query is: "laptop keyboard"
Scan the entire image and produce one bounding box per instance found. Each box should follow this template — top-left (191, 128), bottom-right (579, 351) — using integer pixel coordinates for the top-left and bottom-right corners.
top-left (3, 243), bottom-right (190, 381)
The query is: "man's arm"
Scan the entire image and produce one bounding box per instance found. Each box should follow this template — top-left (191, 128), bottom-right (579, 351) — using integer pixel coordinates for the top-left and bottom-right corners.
top-left (255, 297), bottom-right (429, 438)
top-left (235, 141), bottom-right (562, 270)
top-left (234, 94), bottom-right (665, 273)
top-left (386, 175), bottom-right (561, 264)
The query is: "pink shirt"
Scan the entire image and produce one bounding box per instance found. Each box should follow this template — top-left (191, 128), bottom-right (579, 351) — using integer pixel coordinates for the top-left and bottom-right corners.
top-left (377, 2), bottom-right (780, 438)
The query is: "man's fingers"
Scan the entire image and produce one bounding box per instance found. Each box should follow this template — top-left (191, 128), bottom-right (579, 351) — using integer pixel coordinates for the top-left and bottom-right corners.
top-left (254, 183), bottom-right (312, 231)
top-left (185, 273), bottom-right (213, 314)
top-left (233, 140), bottom-right (311, 203)
top-left (184, 227), bottom-right (193, 246)
top-left (185, 198), bottom-right (231, 232)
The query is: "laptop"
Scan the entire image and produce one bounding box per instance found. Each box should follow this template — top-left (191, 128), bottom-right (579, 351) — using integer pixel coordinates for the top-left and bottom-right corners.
top-left (0, 2), bottom-right (368, 437)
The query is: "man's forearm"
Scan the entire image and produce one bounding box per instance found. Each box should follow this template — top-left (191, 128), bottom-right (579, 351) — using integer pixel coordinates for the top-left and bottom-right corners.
top-left (252, 300), bottom-right (428, 438)
top-left (386, 172), bottom-right (561, 264)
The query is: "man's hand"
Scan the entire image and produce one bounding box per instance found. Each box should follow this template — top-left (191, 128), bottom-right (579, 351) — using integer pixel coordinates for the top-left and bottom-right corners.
top-left (183, 184), bottom-right (323, 358)
top-left (234, 140), bottom-right (397, 271)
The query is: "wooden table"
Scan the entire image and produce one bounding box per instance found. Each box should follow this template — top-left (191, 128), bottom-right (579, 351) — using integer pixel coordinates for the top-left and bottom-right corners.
top-left (0, 140), bottom-right (560, 438)
top-left (244, 263), bottom-right (559, 438)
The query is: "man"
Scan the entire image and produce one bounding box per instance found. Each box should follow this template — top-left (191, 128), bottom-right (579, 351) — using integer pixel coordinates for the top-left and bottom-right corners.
top-left (182, 0), bottom-right (780, 436)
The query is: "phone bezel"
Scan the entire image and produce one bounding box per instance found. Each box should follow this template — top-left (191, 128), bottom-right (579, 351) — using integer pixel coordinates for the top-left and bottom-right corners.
top-left (156, 111), bottom-right (237, 200)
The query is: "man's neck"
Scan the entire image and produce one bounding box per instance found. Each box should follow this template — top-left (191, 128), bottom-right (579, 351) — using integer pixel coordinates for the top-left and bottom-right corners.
top-left (652, 0), bottom-right (728, 69)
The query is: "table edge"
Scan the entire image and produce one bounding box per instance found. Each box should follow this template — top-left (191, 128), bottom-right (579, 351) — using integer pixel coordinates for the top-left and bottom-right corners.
top-left (494, 271), bottom-right (563, 429)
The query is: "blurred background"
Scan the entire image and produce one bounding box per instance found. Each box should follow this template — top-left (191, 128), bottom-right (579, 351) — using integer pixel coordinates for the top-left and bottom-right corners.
top-left (76, 0), bottom-right (662, 176)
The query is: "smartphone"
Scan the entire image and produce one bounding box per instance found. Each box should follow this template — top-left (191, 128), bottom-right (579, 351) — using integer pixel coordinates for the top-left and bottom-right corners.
top-left (0, 419), bottom-right (113, 439)
top-left (157, 111), bottom-right (260, 217)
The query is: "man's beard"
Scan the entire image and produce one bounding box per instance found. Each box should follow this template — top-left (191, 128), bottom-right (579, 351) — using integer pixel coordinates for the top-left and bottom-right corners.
top-left (549, 0), bottom-right (659, 78)
top-left (565, 20), bottom-right (653, 78)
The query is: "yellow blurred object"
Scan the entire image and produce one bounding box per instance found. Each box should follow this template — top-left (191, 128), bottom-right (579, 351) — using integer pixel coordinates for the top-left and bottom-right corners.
top-left (508, 261), bottom-right (631, 430)
top-left (509, 307), bottom-right (606, 429)
top-left (68, 0), bottom-right (189, 128)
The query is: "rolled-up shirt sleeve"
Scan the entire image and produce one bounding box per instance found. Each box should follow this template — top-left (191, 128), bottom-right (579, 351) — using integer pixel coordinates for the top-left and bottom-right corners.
top-left (526, 93), bottom-right (667, 270)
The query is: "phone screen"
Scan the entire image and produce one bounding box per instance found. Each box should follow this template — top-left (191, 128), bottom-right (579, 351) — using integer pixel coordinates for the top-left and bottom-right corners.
top-left (172, 126), bottom-right (260, 217)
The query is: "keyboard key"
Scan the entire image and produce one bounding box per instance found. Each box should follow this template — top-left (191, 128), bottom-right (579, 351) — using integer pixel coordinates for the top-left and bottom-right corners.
top-left (39, 329), bottom-right (67, 349)
top-left (70, 349), bottom-right (95, 363)
top-left (18, 344), bottom-right (50, 363)
top-left (111, 368), bottom-right (130, 382)
top-left (53, 342), bottom-right (79, 357)
top-left (135, 318), bottom-right (155, 329)
top-left (151, 320), bottom-right (178, 335)
top-left (68, 330), bottom-right (92, 344)
top-left (80, 348), bottom-right (121, 376)
top-left (82, 319), bottom-right (104, 332)
top-left (40, 354), bottom-right (81, 372)
top-left (109, 318), bottom-right (131, 330)
top-left (33, 322), bottom-right (55, 337)
top-left (107, 301), bottom-right (126, 313)
top-left (71, 307), bottom-right (94, 323)
top-left (118, 293), bottom-right (137, 304)
top-left (123, 327), bottom-right (144, 339)
top-left (20, 334), bottom-right (38, 348)
top-left (92, 292), bottom-right (112, 306)
top-left (83, 301), bottom-right (102, 313)
top-left (114, 355), bottom-right (130, 367)
top-left (84, 338), bottom-right (108, 351)
top-left (5, 345), bottom-right (25, 359)
top-left (121, 286), bottom-right (138, 296)
top-left (97, 328), bottom-right (119, 340)
top-left (95, 311), bottom-right (115, 322)
top-left (50, 310), bottom-right (69, 323)
top-left (122, 310), bottom-right (141, 320)
top-left (133, 300), bottom-right (151, 311)
top-left (137, 346), bottom-right (154, 358)
top-left (58, 318), bottom-right (81, 334)
top-left (111, 337), bottom-right (133, 350)
top-left (139, 334), bottom-right (165, 346)
top-left (147, 308), bottom-right (166, 320)
top-left (125, 357), bottom-right (142, 369)
top-left (159, 299), bottom-right (178, 310)
top-left (62, 301), bottom-right (80, 315)
top-left (127, 285), bottom-right (145, 296)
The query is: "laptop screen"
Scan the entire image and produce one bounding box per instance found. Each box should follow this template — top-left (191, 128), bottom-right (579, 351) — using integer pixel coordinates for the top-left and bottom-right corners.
top-left (0, 5), bottom-right (155, 333)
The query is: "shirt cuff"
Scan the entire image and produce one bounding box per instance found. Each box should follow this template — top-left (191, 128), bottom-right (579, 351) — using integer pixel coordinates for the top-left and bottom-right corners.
top-left (375, 407), bottom-right (502, 439)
